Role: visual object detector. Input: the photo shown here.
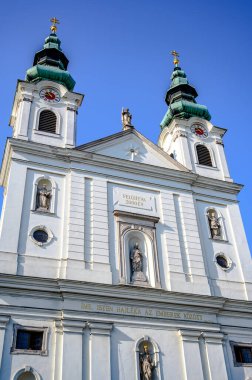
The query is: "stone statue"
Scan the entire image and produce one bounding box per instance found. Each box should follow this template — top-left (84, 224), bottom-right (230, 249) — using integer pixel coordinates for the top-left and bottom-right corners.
top-left (36, 184), bottom-right (51, 211)
top-left (121, 108), bottom-right (133, 130)
top-left (130, 243), bottom-right (147, 283)
top-left (140, 344), bottom-right (155, 380)
top-left (207, 209), bottom-right (221, 239)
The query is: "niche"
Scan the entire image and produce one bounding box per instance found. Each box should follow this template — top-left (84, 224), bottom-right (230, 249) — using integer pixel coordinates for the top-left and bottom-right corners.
top-left (206, 207), bottom-right (227, 241)
top-left (135, 336), bottom-right (161, 380)
top-left (32, 176), bottom-right (56, 214)
top-left (115, 211), bottom-right (160, 288)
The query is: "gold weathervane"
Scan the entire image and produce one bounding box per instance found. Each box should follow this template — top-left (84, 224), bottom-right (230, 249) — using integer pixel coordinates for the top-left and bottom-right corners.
top-left (50, 17), bottom-right (60, 33)
top-left (171, 50), bottom-right (179, 66)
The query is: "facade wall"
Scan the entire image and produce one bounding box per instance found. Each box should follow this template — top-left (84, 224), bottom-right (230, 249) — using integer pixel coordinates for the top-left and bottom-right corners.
top-left (0, 144), bottom-right (251, 299)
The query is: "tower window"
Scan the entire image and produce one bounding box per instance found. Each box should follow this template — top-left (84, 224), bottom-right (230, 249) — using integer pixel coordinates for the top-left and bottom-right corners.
top-left (38, 110), bottom-right (57, 134)
top-left (196, 144), bottom-right (212, 166)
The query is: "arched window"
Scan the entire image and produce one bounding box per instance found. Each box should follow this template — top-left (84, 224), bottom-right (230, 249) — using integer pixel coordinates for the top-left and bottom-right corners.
top-left (14, 366), bottom-right (41, 380)
top-left (196, 144), bottom-right (212, 166)
top-left (18, 373), bottom-right (36, 380)
top-left (38, 110), bottom-right (57, 134)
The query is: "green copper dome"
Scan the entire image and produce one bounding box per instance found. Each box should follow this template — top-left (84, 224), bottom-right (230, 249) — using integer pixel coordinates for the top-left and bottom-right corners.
top-left (26, 32), bottom-right (75, 91)
top-left (160, 65), bottom-right (211, 129)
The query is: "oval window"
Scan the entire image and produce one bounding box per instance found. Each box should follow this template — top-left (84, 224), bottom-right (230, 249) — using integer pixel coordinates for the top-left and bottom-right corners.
top-left (33, 229), bottom-right (49, 244)
top-left (216, 255), bottom-right (229, 269)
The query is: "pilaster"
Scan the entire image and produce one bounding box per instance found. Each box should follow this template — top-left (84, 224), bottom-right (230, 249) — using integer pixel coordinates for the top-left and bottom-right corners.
top-left (202, 332), bottom-right (228, 380)
top-left (0, 316), bottom-right (10, 371)
top-left (179, 330), bottom-right (204, 380)
top-left (55, 319), bottom-right (85, 380)
top-left (89, 322), bottom-right (113, 380)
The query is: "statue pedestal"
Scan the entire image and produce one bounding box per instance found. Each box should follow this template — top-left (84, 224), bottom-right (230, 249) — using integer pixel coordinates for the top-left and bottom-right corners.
top-left (131, 271), bottom-right (148, 286)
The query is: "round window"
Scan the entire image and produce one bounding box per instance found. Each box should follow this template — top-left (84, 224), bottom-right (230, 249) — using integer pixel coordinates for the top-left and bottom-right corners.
top-left (33, 229), bottom-right (49, 244)
top-left (216, 255), bottom-right (229, 269)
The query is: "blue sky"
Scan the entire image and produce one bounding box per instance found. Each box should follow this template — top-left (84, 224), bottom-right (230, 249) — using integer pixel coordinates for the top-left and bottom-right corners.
top-left (0, 0), bottom-right (251, 251)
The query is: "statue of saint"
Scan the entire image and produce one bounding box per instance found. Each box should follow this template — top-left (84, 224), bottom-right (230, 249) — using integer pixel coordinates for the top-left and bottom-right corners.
top-left (140, 344), bottom-right (155, 380)
top-left (207, 209), bottom-right (221, 239)
top-left (130, 243), bottom-right (147, 283)
top-left (121, 108), bottom-right (132, 130)
top-left (36, 184), bottom-right (51, 211)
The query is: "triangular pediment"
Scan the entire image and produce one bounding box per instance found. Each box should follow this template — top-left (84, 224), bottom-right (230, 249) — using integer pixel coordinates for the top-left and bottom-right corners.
top-left (76, 129), bottom-right (188, 172)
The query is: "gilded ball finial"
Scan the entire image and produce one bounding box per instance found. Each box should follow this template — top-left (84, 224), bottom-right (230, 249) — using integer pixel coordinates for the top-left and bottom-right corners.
top-left (171, 50), bottom-right (180, 66)
top-left (50, 17), bottom-right (60, 33)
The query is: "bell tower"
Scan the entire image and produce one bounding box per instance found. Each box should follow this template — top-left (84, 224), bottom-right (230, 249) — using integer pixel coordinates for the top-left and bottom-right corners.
top-left (158, 52), bottom-right (232, 182)
top-left (10, 18), bottom-right (83, 148)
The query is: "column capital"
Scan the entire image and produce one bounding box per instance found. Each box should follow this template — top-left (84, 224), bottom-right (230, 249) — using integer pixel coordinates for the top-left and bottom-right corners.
top-left (55, 319), bottom-right (86, 334)
top-left (88, 322), bottom-right (113, 336)
top-left (0, 315), bottom-right (10, 330)
top-left (202, 332), bottom-right (224, 344)
top-left (179, 329), bottom-right (201, 342)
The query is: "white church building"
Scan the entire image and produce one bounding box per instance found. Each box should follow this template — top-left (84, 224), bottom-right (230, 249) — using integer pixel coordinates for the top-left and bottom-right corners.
top-left (0, 21), bottom-right (251, 380)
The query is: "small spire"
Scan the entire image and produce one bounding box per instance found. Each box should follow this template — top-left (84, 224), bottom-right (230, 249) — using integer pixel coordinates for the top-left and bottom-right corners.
top-left (50, 17), bottom-right (60, 33)
top-left (121, 108), bottom-right (134, 131)
top-left (171, 50), bottom-right (180, 66)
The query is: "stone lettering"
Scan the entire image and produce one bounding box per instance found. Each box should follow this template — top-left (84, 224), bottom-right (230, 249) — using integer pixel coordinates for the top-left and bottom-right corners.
top-left (81, 303), bottom-right (92, 311)
top-left (81, 302), bottom-right (206, 322)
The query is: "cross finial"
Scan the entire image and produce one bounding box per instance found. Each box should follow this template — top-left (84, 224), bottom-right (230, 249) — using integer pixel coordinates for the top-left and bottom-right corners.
top-left (50, 17), bottom-right (60, 33)
top-left (171, 50), bottom-right (180, 66)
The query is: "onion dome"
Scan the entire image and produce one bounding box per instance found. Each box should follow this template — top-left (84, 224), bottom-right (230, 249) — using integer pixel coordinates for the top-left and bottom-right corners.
top-left (160, 52), bottom-right (211, 129)
top-left (26, 19), bottom-right (75, 91)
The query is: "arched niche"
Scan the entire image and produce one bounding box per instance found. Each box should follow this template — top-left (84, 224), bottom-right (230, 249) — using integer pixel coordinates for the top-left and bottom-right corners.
top-left (115, 211), bottom-right (160, 288)
top-left (205, 207), bottom-right (227, 241)
top-left (13, 366), bottom-right (41, 380)
top-left (135, 336), bottom-right (161, 380)
top-left (124, 229), bottom-right (155, 287)
top-left (32, 175), bottom-right (56, 214)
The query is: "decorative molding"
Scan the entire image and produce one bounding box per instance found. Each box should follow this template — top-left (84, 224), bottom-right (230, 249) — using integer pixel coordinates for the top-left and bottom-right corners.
top-left (88, 322), bottom-right (113, 336)
top-left (29, 225), bottom-right (54, 247)
top-left (0, 315), bottom-right (10, 329)
top-left (216, 139), bottom-right (224, 147)
top-left (172, 130), bottom-right (188, 142)
top-left (4, 138), bottom-right (243, 195)
top-left (13, 367), bottom-right (42, 380)
top-left (22, 97), bottom-right (33, 103)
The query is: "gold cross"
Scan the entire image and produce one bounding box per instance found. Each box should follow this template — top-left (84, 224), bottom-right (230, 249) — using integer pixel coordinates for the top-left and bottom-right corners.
top-left (50, 17), bottom-right (60, 33)
top-left (171, 50), bottom-right (180, 66)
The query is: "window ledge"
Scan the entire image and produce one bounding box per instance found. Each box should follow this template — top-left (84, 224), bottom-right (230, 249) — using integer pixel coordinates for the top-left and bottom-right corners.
top-left (11, 349), bottom-right (48, 356)
top-left (33, 130), bottom-right (61, 138)
top-left (209, 237), bottom-right (229, 244)
top-left (195, 163), bottom-right (219, 171)
top-left (31, 209), bottom-right (56, 217)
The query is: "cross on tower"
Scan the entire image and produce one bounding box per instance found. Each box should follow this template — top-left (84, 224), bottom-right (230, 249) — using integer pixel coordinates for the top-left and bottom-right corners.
top-left (50, 17), bottom-right (60, 33)
top-left (171, 50), bottom-right (180, 66)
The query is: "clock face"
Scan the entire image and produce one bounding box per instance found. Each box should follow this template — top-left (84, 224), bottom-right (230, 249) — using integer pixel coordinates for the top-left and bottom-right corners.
top-left (39, 88), bottom-right (60, 103)
top-left (190, 124), bottom-right (208, 138)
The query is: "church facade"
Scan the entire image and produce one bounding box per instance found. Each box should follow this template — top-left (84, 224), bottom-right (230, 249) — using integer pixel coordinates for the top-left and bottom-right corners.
top-left (0, 22), bottom-right (251, 380)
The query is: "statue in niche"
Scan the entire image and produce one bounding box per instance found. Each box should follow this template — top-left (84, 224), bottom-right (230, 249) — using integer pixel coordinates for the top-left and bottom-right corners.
top-left (36, 184), bottom-right (52, 211)
top-left (207, 209), bottom-right (222, 239)
top-left (121, 108), bottom-right (133, 130)
top-left (130, 243), bottom-right (147, 284)
top-left (140, 344), bottom-right (155, 380)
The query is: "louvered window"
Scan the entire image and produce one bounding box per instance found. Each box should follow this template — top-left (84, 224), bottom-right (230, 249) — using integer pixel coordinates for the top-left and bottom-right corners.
top-left (38, 110), bottom-right (57, 134)
top-left (196, 145), bottom-right (212, 166)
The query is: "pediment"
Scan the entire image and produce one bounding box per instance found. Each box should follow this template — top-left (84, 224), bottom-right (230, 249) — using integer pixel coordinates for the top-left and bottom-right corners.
top-left (76, 129), bottom-right (188, 172)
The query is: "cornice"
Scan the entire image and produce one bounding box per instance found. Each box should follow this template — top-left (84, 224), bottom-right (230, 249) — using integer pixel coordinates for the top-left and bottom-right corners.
top-left (0, 274), bottom-right (251, 314)
top-left (2, 138), bottom-right (243, 195)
